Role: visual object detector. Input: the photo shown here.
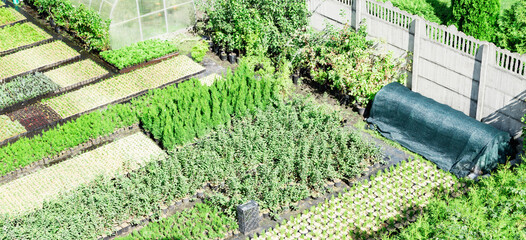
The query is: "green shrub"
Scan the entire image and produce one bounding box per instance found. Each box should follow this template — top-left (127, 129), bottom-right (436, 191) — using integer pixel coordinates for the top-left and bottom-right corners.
top-left (0, 73), bottom-right (59, 110)
top-left (297, 24), bottom-right (406, 106)
top-left (137, 61), bottom-right (279, 149)
top-left (522, 114), bottom-right (525, 152)
top-left (389, 163), bottom-right (526, 239)
top-left (0, 97), bottom-right (382, 239)
top-left (190, 40), bottom-right (208, 63)
top-left (205, 0), bottom-right (309, 57)
top-left (100, 39), bottom-right (178, 69)
top-left (380, 0), bottom-right (444, 24)
top-left (451, 0), bottom-right (500, 42)
top-left (497, 1), bottom-right (526, 54)
top-left (116, 203), bottom-right (237, 240)
top-left (26, 0), bottom-right (110, 51)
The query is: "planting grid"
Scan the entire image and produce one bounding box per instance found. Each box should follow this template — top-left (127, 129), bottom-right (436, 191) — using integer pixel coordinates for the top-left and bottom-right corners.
top-left (255, 158), bottom-right (458, 239)
top-left (0, 22), bottom-right (52, 52)
top-left (44, 59), bottom-right (109, 89)
top-left (0, 7), bottom-right (25, 26)
top-left (0, 132), bottom-right (166, 216)
top-left (0, 115), bottom-right (25, 141)
top-left (43, 55), bottom-right (205, 118)
top-left (0, 41), bottom-right (80, 80)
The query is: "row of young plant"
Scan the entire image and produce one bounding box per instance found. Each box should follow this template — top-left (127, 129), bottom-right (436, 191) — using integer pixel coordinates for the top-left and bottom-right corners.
top-left (0, 22), bottom-right (51, 52)
top-left (24, 0), bottom-right (110, 51)
top-left (99, 39), bottom-right (179, 70)
top-left (0, 7), bottom-right (25, 26)
top-left (254, 158), bottom-right (460, 239)
top-left (0, 96), bottom-right (382, 239)
top-left (0, 72), bottom-right (59, 110)
top-left (116, 203), bottom-right (238, 240)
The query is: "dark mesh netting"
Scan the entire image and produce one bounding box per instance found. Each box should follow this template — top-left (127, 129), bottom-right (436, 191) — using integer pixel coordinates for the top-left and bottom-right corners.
top-left (367, 82), bottom-right (511, 177)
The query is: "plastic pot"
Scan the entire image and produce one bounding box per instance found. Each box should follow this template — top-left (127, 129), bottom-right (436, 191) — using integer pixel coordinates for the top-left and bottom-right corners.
top-left (49, 19), bottom-right (56, 27)
top-left (291, 74), bottom-right (299, 85)
top-left (228, 53), bottom-right (237, 64)
top-left (220, 52), bottom-right (227, 61)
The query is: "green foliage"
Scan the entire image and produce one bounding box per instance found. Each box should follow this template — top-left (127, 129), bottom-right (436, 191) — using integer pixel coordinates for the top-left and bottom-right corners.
top-left (0, 8), bottom-right (18, 25)
top-left (116, 203), bottom-right (237, 240)
top-left (380, 0), bottom-right (448, 24)
top-left (26, 0), bottom-right (110, 51)
top-left (190, 40), bottom-right (208, 63)
top-left (137, 61), bottom-right (279, 150)
top-left (497, 1), bottom-right (526, 54)
top-left (0, 98), bottom-right (381, 239)
top-left (390, 163), bottom-right (526, 239)
top-left (0, 104), bottom-right (138, 175)
top-left (100, 39), bottom-right (178, 69)
top-left (297, 24), bottom-right (406, 106)
top-left (451, 0), bottom-right (500, 42)
top-left (204, 0), bottom-right (309, 57)
top-left (0, 23), bottom-right (49, 51)
top-left (0, 73), bottom-right (59, 110)
top-left (523, 114), bottom-right (525, 152)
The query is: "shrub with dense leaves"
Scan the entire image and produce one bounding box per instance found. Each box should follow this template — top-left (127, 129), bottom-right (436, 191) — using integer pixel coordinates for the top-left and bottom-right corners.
top-left (451, 0), bottom-right (500, 42)
top-left (100, 39), bottom-right (178, 69)
top-left (497, 1), bottom-right (526, 54)
top-left (0, 97), bottom-right (381, 239)
top-left (137, 62), bottom-right (279, 149)
top-left (389, 163), bottom-right (526, 239)
top-left (0, 73), bottom-right (59, 110)
top-left (204, 0), bottom-right (309, 57)
top-left (26, 0), bottom-right (110, 51)
top-left (296, 24), bottom-right (406, 106)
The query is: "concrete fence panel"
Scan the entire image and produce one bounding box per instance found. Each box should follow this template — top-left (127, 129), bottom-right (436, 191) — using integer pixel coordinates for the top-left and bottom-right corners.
top-left (308, 0), bottom-right (526, 139)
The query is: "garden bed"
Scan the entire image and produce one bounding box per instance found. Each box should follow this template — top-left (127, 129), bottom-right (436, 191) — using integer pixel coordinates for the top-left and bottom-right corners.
top-left (0, 7), bottom-right (26, 27)
top-left (118, 52), bottom-right (180, 74)
top-left (0, 124), bottom-right (140, 186)
top-left (0, 22), bottom-right (52, 55)
top-left (0, 131), bottom-right (165, 216)
top-left (43, 55), bottom-right (205, 118)
top-left (0, 40), bottom-right (81, 82)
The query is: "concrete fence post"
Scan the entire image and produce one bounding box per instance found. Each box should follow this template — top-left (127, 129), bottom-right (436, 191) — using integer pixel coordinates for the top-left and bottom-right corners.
top-left (409, 17), bottom-right (425, 92)
top-left (476, 44), bottom-right (494, 121)
top-left (353, 0), bottom-right (363, 30)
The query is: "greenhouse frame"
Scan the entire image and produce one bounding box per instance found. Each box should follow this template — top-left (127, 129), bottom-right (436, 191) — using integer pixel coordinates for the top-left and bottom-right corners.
top-left (70, 0), bottom-right (196, 49)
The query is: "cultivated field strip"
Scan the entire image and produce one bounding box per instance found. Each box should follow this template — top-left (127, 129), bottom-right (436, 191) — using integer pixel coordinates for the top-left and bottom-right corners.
top-left (0, 132), bottom-right (166, 216)
top-left (0, 115), bottom-right (25, 141)
top-left (0, 22), bottom-right (52, 52)
top-left (44, 59), bottom-right (109, 89)
top-left (0, 41), bottom-right (80, 80)
top-left (255, 159), bottom-right (458, 239)
top-left (44, 55), bottom-right (205, 118)
top-left (0, 7), bottom-right (25, 26)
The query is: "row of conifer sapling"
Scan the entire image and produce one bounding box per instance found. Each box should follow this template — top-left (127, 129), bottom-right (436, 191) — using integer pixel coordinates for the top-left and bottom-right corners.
top-left (253, 158), bottom-right (461, 239)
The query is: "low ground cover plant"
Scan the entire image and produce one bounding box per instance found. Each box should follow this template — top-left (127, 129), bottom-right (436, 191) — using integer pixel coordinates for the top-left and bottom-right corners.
top-left (0, 97), bottom-right (381, 239)
top-left (256, 158), bottom-right (459, 239)
top-left (0, 7), bottom-right (25, 25)
top-left (295, 24), bottom-right (406, 106)
top-left (390, 162), bottom-right (526, 239)
top-left (100, 39), bottom-right (178, 70)
top-left (190, 40), bottom-right (208, 63)
top-left (0, 23), bottom-right (51, 52)
top-left (116, 203), bottom-right (237, 240)
top-left (25, 0), bottom-right (110, 51)
top-left (0, 72), bottom-right (59, 110)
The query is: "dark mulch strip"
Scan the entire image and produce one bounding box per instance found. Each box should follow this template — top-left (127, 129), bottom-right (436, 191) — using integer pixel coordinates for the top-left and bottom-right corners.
top-left (6, 103), bottom-right (61, 131)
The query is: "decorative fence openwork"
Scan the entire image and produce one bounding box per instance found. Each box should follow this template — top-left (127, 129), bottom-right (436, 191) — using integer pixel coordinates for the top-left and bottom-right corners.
top-left (309, 0), bottom-right (526, 139)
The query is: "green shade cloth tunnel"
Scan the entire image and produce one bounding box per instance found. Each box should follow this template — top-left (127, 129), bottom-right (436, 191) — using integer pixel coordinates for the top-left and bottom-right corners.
top-left (367, 82), bottom-right (511, 177)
